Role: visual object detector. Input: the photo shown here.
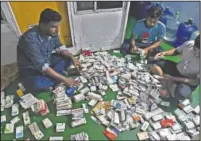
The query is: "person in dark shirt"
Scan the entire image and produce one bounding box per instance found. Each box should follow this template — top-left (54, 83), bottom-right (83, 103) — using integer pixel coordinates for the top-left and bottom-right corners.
top-left (17, 8), bottom-right (81, 92)
top-left (150, 35), bottom-right (200, 100)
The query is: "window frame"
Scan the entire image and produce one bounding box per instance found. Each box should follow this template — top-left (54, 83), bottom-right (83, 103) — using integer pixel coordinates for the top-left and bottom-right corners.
top-left (1, 2), bottom-right (21, 37)
top-left (74, 1), bottom-right (124, 15)
top-left (95, 1), bottom-right (124, 13)
top-left (74, 2), bottom-right (95, 15)
top-left (1, 8), bottom-right (7, 23)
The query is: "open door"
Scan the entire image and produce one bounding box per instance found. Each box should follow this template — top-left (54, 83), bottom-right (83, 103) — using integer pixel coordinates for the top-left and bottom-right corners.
top-left (68, 2), bottom-right (130, 52)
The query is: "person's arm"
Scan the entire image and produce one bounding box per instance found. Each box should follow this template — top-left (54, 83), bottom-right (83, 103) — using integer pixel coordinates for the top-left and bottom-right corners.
top-left (156, 40), bottom-right (194, 60)
top-left (130, 34), bottom-right (135, 48)
top-left (154, 48), bottom-right (178, 60)
top-left (164, 74), bottom-right (199, 86)
top-left (24, 37), bottom-right (77, 86)
top-left (45, 67), bottom-right (67, 81)
top-left (145, 40), bottom-right (162, 51)
top-left (59, 50), bottom-right (82, 70)
top-left (171, 77), bottom-right (198, 86)
top-left (54, 37), bottom-right (82, 70)
top-left (44, 67), bottom-right (78, 86)
top-left (130, 23), bottom-right (140, 52)
top-left (130, 34), bottom-right (137, 53)
top-left (53, 35), bottom-right (73, 58)
top-left (179, 73), bottom-right (200, 86)
top-left (145, 23), bottom-right (166, 52)
top-left (163, 48), bottom-right (178, 56)
top-left (163, 41), bottom-right (193, 56)
top-left (53, 35), bottom-right (74, 58)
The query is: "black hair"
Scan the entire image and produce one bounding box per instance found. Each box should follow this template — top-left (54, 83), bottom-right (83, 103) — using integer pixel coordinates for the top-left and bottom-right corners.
top-left (147, 6), bottom-right (163, 19)
top-left (39, 8), bottom-right (62, 24)
top-left (195, 34), bottom-right (200, 49)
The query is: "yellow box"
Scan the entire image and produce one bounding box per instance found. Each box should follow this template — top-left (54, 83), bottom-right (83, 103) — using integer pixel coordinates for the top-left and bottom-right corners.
top-left (16, 89), bottom-right (24, 97)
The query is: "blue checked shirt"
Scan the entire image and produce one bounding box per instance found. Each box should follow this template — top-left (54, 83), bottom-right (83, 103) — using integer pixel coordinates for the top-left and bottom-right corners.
top-left (17, 26), bottom-right (62, 73)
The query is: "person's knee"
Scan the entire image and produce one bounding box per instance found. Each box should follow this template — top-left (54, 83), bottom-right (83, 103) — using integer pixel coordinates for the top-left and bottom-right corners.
top-left (21, 76), bottom-right (55, 92)
top-left (56, 57), bottom-right (66, 66)
top-left (53, 56), bottom-right (72, 72)
top-left (175, 84), bottom-right (192, 100)
top-left (151, 65), bottom-right (164, 76)
top-left (64, 57), bottom-right (72, 69)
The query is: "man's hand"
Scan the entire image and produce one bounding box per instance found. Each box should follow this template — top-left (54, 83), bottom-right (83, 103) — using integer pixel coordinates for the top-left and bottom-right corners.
top-left (63, 78), bottom-right (79, 87)
top-left (130, 45), bottom-right (140, 53)
top-left (161, 74), bottom-right (176, 81)
top-left (163, 74), bottom-right (181, 82)
top-left (58, 50), bottom-right (82, 71)
top-left (131, 45), bottom-right (137, 52)
top-left (154, 52), bottom-right (166, 60)
top-left (184, 78), bottom-right (199, 86)
top-left (143, 48), bottom-right (149, 56)
top-left (163, 74), bottom-right (198, 86)
top-left (72, 58), bottom-right (82, 71)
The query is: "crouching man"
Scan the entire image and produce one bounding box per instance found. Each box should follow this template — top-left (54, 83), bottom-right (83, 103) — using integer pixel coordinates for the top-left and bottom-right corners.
top-left (17, 8), bottom-right (81, 92)
top-left (150, 35), bottom-right (200, 100)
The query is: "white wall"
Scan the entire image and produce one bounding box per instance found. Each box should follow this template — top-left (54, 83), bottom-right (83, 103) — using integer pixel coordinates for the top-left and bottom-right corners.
top-left (1, 23), bottom-right (19, 66)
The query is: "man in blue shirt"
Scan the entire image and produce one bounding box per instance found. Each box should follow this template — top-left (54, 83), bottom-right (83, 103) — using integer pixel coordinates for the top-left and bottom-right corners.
top-left (121, 6), bottom-right (166, 58)
top-left (17, 8), bottom-right (81, 92)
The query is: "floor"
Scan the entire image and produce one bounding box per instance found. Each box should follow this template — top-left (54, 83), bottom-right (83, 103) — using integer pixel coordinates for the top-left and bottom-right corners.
top-left (1, 42), bottom-right (200, 140)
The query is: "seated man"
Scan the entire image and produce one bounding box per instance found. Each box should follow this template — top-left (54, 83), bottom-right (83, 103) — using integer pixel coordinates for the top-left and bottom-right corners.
top-left (17, 8), bottom-right (81, 92)
top-left (150, 35), bottom-right (200, 100)
top-left (121, 6), bottom-right (166, 58)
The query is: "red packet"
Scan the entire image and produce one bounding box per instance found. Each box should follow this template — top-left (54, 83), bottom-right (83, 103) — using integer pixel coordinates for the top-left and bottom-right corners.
top-left (41, 104), bottom-right (49, 115)
top-left (160, 119), bottom-right (174, 128)
top-left (39, 100), bottom-right (49, 116)
top-left (40, 104), bottom-right (46, 114)
top-left (81, 50), bottom-right (93, 56)
top-left (103, 130), bottom-right (117, 140)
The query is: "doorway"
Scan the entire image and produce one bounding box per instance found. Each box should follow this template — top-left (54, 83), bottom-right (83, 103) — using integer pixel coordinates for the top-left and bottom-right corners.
top-left (67, 1), bottom-right (130, 52)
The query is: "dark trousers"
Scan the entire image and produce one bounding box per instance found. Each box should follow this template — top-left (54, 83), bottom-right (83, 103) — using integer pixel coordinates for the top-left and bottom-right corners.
top-left (149, 59), bottom-right (197, 100)
top-left (19, 55), bottom-right (72, 92)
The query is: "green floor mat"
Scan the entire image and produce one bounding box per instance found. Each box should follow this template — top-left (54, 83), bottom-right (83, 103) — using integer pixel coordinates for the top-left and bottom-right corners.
top-left (160, 42), bottom-right (181, 63)
top-left (1, 47), bottom-right (199, 140)
top-left (124, 16), bottom-right (137, 40)
top-left (191, 85), bottom-right (200, 107)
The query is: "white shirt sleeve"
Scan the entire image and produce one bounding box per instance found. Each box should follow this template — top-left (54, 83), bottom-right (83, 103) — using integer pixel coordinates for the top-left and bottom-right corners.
top-left (42, 63), bottom-right (50, 72)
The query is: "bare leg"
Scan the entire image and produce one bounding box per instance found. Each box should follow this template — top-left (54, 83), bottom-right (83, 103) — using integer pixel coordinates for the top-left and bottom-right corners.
top-left (150, 62), bottom-right (172, 98)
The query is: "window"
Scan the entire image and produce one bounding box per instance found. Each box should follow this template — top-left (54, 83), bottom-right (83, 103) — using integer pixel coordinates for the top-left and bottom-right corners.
top-left (97, 2), bottom-right (123, 10)
top-left (77, 2), bottom-right (94, 11)
top-left (75, 1), bottom-right (124, 14)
